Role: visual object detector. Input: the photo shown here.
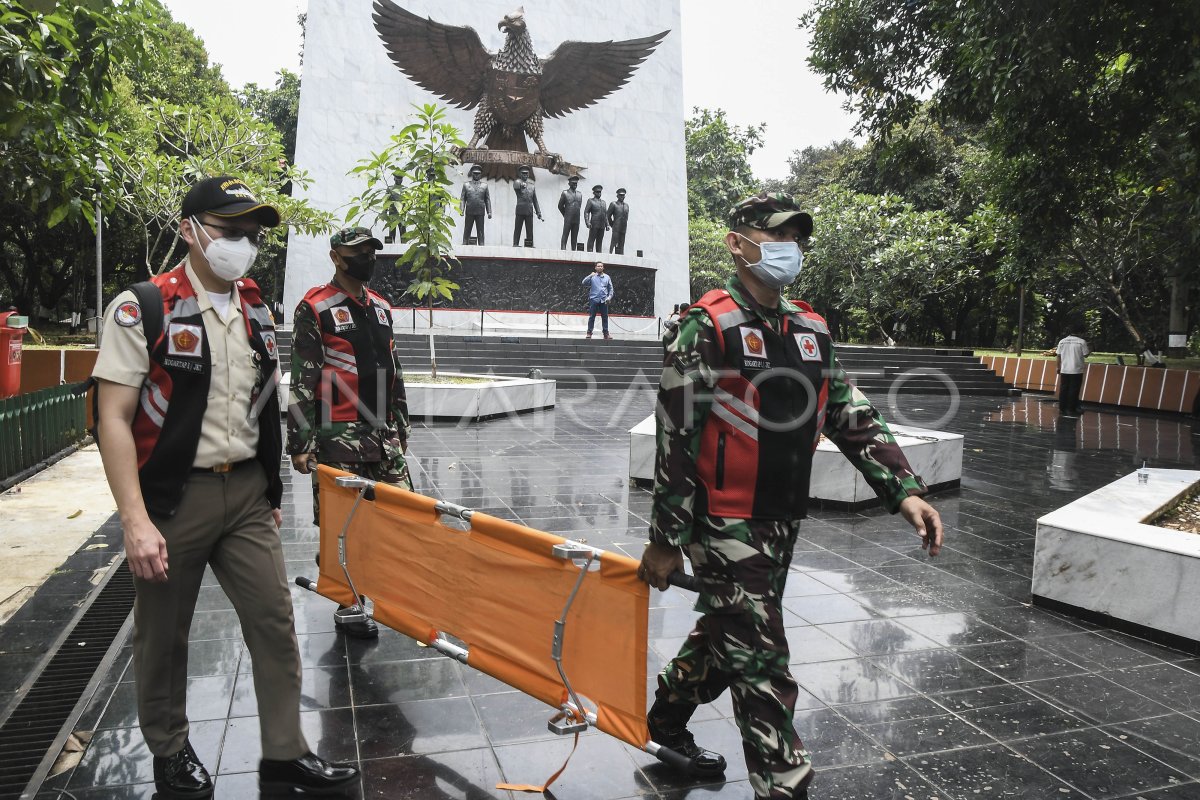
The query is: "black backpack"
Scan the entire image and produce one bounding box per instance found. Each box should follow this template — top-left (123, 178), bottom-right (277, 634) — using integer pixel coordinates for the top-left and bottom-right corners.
top-left (76, 281), bottom-right (164, 442)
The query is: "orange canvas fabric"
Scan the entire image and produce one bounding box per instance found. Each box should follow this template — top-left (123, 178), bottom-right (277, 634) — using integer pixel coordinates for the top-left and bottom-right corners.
top-left (312, 466), bottom-right (652, 749)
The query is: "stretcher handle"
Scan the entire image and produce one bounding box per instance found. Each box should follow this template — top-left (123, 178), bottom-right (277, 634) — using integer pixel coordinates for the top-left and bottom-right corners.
top-left (295, 576), bottom-right (317, 592)
top-left (668, 571), bottom-right (699, 592)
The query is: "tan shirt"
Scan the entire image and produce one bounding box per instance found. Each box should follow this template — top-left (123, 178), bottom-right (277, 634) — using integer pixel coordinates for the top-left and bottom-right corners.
top-left (92, 260), bottom-right (260, 467)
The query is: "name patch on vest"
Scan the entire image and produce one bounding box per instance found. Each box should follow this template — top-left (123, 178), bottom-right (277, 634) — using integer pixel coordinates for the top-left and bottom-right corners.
top-left (163, 357), bottom-right (205, 373)
top-left (168, 323), bottom-right (203, 357)
top-left (332, 305), bottom-right (356, 333)
top-left (795, 333), bottom-right (822, 362)
top-left (739, 327), bottom-right (771, 369)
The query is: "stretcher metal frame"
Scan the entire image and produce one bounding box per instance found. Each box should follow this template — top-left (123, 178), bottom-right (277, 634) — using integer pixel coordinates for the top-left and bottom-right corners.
top-left (295, 474), bottom-right (698, 775)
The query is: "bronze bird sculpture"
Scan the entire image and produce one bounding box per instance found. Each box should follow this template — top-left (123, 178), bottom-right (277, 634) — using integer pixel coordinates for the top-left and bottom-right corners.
top-left (373, 1), bottom-right (668, 173)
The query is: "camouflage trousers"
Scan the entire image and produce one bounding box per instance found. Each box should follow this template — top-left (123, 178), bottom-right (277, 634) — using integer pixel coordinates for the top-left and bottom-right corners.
top-left (657, 518), bottom-right (812, 799)
top-left (309, 455), bottom-right (413, 526)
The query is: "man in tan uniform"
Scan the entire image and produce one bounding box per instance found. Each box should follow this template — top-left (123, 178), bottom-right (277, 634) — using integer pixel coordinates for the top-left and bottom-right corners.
top-left (92, 176), bottom-right (358, 798)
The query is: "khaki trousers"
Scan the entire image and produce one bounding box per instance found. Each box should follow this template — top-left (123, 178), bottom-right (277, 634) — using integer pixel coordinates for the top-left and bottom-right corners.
top-left (134, 462), bottom-right (307, 760)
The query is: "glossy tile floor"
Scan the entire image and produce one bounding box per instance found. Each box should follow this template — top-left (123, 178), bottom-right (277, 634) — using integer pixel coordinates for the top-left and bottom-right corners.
top-left (31, 392), bottom-right (1200, 799)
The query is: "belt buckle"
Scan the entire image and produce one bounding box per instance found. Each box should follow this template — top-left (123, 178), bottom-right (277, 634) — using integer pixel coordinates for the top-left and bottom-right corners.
top-left (212, 462), bottom-right (234, 474)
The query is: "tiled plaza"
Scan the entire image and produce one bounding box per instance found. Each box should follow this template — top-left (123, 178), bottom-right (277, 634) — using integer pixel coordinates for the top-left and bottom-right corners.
top-left (26, 391), bottom-right (1200, 798)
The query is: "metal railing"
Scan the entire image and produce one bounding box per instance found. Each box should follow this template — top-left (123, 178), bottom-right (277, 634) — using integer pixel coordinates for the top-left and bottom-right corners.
top-left (0, 384), bottom-right (87, 485)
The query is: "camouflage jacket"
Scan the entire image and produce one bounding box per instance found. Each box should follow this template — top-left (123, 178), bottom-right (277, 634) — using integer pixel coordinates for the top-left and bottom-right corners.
top-left (286, 284), bottom-right (411, 463)
top-left (650, 277), bottom-right (927, 548)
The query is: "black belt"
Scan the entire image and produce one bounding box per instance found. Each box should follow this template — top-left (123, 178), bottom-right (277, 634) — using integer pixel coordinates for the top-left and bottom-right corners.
top-left (191, 459), bottom-right (254, 474)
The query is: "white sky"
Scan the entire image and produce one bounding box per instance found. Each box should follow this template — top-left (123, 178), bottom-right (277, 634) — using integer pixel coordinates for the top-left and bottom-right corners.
top-left (161, 0), bottom-right (859, 180)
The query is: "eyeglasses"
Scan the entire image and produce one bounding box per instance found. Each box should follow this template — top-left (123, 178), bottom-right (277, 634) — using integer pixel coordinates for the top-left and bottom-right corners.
top-left (199, 220), bottom-right (268, 246)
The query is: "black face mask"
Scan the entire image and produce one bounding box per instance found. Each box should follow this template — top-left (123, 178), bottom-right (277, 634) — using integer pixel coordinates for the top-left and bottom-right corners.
top-left (342, 253), bottom-right (376, 282)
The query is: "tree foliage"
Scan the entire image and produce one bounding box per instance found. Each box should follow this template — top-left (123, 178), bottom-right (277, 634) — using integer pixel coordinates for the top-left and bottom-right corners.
top-left (345, 104), bottom-right (466, 376)
top-left (111, 97), bottom-right (330, 276)
top-left (0, 0), bottom-right (328, 321)
top-left (685, 107), bottom-right (765, 222)
top-left (687, 216), bottom-right (734, 302)
top-left (0, 0), bottom-right (150, 226)
top-left (240, 69), bottom-right (300, 163)
top-left (801, 188), bottom-right (977, 344)
top-left (804, 0), bottom-right (1200, 351)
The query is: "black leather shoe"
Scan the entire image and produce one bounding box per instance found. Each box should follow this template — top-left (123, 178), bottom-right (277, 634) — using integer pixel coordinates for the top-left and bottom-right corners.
top-left (259, 751), bottom-right (359, 794)
top-left (648, 702), bottom-right (727, 777)
top-left (153, 740), bottom-right (213, 799)
top-left (334, 605), bottom-right (378, 639)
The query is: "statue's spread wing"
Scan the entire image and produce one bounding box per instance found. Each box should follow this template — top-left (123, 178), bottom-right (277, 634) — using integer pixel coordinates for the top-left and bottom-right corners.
top-left (372, 0), bottom-right (492, 109)
top-left (538, 31), bottom-right (670, 119)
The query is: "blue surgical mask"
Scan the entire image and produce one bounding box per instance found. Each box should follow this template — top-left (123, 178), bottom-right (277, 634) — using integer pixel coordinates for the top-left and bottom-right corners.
top-left (736, 233), bottom-right (803, 289)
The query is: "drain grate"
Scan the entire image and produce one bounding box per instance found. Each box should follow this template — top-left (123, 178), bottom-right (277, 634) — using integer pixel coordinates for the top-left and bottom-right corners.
top-left (0, 562), bottom-right (135, 800)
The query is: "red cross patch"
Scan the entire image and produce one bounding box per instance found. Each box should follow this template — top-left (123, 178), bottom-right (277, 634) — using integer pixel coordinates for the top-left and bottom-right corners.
top-left (795, 333), bottom-right (821, 362)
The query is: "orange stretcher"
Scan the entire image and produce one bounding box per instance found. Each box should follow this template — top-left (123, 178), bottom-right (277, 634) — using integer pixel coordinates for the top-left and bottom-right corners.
top-left (294, 466), bottom-right (697, 789)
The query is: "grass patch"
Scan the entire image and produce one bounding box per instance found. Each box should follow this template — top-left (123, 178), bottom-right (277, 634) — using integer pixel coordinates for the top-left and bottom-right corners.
top-left (406, 374), bottom-right (495, 385)
top-left (1149, 485), bottom-right (1200, 535)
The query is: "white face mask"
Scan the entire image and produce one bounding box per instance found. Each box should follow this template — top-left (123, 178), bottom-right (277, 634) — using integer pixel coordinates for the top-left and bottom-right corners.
top-left (192, 216), bottom-right (258, 281)
top-left (736, 232), bottom-right (803, 289)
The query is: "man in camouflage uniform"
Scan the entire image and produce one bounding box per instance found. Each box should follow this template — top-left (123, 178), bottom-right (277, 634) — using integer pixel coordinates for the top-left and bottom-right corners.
top-left (638, 193), bottom-right (944, 799)
top-left (288, 226), bottom-right (412, 639)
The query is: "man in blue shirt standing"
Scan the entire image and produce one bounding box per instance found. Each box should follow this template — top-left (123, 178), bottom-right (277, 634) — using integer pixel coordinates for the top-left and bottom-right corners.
top-left (582, 261), bottom-right (614, 339)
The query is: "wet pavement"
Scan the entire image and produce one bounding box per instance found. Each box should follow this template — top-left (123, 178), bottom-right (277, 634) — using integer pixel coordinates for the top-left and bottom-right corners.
top-left (24, 391), bottom-right (1200, 799)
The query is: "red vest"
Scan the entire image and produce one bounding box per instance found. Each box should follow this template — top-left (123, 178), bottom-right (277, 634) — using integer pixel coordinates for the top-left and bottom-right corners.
top-left (133, 264), bottom-right (282, 517)
top-left (691, 289), bottom-right (833, 520)
top-left (299, 284), bottom-right (397, 426)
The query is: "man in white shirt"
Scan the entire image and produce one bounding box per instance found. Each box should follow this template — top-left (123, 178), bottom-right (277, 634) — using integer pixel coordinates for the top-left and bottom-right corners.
top-left (1056, 330), bottom-right (1090, 416)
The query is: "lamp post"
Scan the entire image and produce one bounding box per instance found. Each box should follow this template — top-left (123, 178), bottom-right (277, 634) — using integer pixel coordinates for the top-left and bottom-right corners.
top-left (94, 158), bottom-right (107, 346)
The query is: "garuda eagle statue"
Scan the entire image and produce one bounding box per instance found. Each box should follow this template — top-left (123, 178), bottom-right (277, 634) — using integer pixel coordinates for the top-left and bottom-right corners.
top-left (373, 1), bottom-right (668, 163)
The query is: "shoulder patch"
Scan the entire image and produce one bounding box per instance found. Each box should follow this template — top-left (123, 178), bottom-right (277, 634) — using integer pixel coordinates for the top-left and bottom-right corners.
top-left (115, 301), bottom-right (141, 327)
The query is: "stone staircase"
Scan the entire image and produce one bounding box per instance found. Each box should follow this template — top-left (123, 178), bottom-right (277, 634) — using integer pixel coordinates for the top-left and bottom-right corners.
top-left (276, 331), bottom-right (1016, 396)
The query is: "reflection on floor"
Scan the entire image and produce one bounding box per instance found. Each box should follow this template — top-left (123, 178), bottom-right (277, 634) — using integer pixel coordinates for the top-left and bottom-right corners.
top-left (30, 393), bottom-right (1200, 799)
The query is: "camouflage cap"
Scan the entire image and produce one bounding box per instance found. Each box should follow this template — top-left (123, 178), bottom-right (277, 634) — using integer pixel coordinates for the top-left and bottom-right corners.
top-left (330, 225), bottom-right (383, 250)
top-left (728, 192), bottom-right (814, 238)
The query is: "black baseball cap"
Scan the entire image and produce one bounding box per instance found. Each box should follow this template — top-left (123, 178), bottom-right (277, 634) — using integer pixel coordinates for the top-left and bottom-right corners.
top-left (182, 176), bottom-right (281, 227)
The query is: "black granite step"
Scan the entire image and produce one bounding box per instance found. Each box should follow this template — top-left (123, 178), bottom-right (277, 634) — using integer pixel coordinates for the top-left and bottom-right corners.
top-left (276, 330), bottom-right (1015, 396)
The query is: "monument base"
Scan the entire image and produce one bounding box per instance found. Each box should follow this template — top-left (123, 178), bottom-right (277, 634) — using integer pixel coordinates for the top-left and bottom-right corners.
top-left (407, 373), bottom-right (556, 422)
top-left (628, 416), bottom-right (963, 509)
top-left (1033, 469), bottom-right (1200, 653)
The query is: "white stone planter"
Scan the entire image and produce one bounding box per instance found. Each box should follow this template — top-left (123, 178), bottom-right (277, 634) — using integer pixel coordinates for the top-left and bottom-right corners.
top-left (406, 373), bottom-right (555, 421)
top-left (628, 415), bottom-right (963, 508)
top-left (1033, 469), bottom-right (1200, 648)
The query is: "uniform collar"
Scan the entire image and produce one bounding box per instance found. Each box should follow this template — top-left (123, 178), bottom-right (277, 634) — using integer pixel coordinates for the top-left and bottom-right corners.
top-left (183, 258), bottom-right (242, 316)
top-left (329, 276), bottom-right (369, 306)
top-left (725, 277), bottom-right (797, 323)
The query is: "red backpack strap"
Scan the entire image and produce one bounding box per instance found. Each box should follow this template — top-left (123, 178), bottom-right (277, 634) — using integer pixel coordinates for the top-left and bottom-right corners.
top-left (689, 289), bottom-right (741, 354)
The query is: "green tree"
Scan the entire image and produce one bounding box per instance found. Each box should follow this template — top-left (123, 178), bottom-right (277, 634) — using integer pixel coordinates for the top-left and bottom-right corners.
top-left (764, 139), bottom-right (858, 204)
top-left (345, 104), bottom-right (465, 377)
top-left (0, 0), bottom-right (152, 314)
top-left (110, 97), bottom-right (331, 278)
top-left (685, 108), bottom-right (765, 222)
top-left (804, 0), bottom-right (1200, 348)
top-left (800, 188), bottom-right (976, 344)
top-left (0, 0), bottom-right (150, 224)
top-left (240, 69), bottom-right (300, 164)
top-left (687, 216), bottom-right (733, 301)
top-left (118, 1), bottom-right (229, 105)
